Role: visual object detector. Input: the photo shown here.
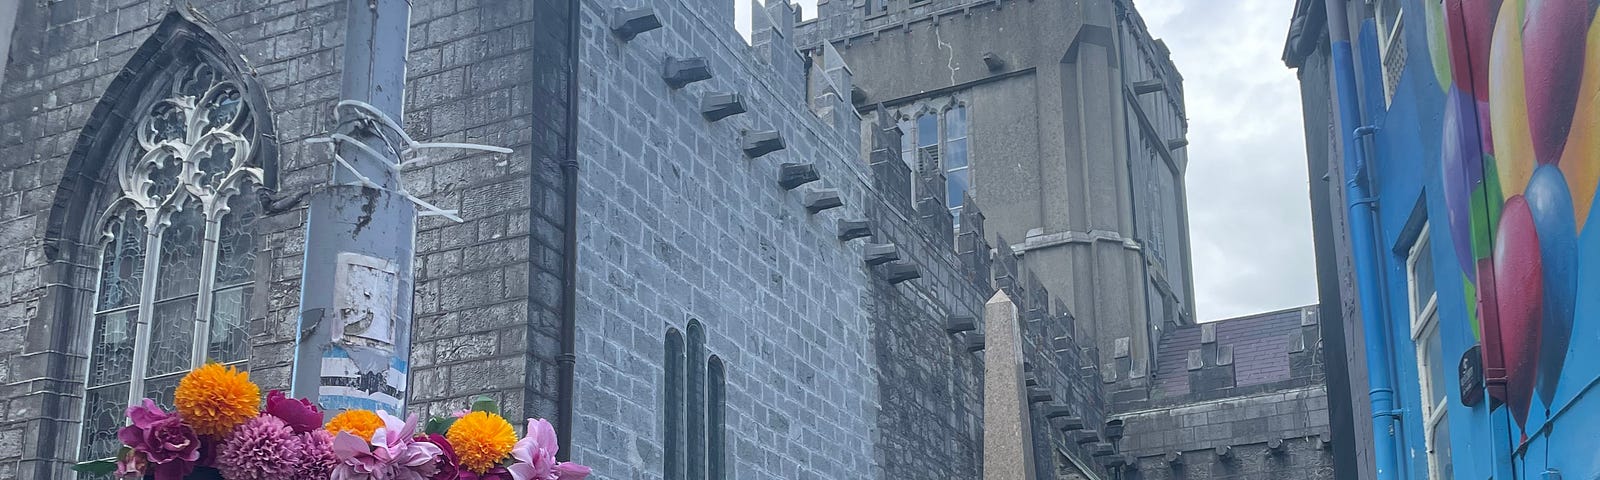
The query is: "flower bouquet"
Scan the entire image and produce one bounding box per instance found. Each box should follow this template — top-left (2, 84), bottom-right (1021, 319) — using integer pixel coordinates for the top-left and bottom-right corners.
top-left (74, 364), bottom-right (590, 480)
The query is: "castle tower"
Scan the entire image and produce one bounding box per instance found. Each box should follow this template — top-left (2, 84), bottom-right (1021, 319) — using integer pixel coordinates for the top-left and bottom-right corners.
top-left (798, 0), bottom-right (1196, 399)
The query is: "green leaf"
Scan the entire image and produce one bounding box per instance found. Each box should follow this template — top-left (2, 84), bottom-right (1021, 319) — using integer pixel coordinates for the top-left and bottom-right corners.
top-left (73, 459), bottom-right (119, 475)
top-left (425, 416), bottom-right (458, 435)
top-left (470, 396), bottom-right (500, 416)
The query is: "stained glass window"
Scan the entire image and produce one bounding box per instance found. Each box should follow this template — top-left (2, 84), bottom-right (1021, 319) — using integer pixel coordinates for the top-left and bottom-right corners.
top-left (78, 56), bottom-right (265, 462)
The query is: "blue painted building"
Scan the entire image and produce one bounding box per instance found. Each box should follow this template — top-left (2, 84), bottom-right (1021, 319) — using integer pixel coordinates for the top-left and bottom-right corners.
top-left (1286, 0), bottom-right (1600, 479)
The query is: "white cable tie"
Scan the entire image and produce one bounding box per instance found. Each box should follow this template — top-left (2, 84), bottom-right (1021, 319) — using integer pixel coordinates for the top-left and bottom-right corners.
top-left (410, 142), bottom-right (513, 154)
top-left (330, 133), bottom-right (402, 172)
top-left (400, 190), bottom-right (464, 223)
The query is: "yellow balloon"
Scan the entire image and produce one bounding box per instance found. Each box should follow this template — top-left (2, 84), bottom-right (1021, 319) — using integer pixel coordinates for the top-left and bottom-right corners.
top-left (1490, 0), bottom-right (1536, 200)
top-left (1561, 12), bottom-right (1600, 233)
top-left (1425, 0), bottom-right (1452, 91)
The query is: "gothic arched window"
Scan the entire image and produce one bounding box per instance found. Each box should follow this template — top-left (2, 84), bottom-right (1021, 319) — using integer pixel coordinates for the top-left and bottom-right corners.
top-left (77, 51), bottom-right (267, 462)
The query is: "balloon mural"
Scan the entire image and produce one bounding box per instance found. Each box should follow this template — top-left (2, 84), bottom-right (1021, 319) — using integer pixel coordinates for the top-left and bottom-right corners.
top-left (1431, 0), bottom-right (1599, 433)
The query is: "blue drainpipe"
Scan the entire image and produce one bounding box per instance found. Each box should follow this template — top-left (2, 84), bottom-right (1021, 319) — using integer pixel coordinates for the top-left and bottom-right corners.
top-left (1323, 0), bottom-right (1403, 479)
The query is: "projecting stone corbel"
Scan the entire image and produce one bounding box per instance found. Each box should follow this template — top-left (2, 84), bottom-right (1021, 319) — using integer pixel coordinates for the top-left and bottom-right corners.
top-left (1056, 416), bottom-right (1086, 431)
top-left (1042, 403), bottom-right (1072, 419)
top-left (803, 188), bottom-right (842, 213)
top-left (836, 219), bottom-right (872, 241)
top-left (963, 333), bottom-right (985, 352)
top-left (864, 243), bottom-right (899, 266)
top-left (610, 8), bottom-right (662, 41)
top-left (700, 93), bottom-right (746, 121)
top-left (663, 56), bottom-right (712, 88)
top-left (741, 130), bottom-right (785, 158)
top-left (1027, 387), bottom-right (1052, 403)
top-left (885, 261), bottom-right (920, 284)
top-left (945, 314), bottom-right (977, 333)
top-left (778, 163), bottom-right (819, 190)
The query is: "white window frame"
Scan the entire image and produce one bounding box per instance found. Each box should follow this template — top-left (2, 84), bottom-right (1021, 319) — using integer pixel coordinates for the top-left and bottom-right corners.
top-left (1406, 224), bottom-right (1450, 480)
top-left (1373, 0), bottom-right (1407, 103)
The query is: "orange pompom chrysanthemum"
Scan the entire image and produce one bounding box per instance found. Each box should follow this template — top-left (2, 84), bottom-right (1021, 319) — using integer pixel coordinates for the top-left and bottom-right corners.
top-left (325, 409), bottom-right (386, 440)
top-left (447, 411), bottom-right (518, 473)
top-left (174, 363), bottom-right (261, 436)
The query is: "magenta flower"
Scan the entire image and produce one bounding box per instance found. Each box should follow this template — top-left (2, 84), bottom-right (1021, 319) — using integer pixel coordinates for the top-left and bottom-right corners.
top-left (458, 466), bottom-right (513, 480)
top-left (116, 399), bottom-right (200, 480)
top-left (417, 434), bottom-right (459, 480)
top-left (296, 429), bottom-right (340, 478)
top-left (331, 411), bottom-right (446, 480)
top-left (264, 390), bottom-right (324, 433)
top-left (215, 414), bottom-right (301, 480)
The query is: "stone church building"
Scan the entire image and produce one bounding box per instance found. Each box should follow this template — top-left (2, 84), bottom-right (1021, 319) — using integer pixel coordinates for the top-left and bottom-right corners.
top-left (0, 0), bottom-right (1334, 479)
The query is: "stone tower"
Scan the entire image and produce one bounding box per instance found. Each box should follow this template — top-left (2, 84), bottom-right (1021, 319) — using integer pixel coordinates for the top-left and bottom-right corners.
top-left (798, 0), bottom-right (1196, 400)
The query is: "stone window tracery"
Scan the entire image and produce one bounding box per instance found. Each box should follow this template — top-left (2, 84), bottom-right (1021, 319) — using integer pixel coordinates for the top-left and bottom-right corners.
top-left (78, 55), bottom-right (265, 463)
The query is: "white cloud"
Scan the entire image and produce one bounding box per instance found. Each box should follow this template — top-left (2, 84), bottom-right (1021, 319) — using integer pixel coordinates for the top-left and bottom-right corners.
top-left (1139, 0), bottom-right (1317, 321)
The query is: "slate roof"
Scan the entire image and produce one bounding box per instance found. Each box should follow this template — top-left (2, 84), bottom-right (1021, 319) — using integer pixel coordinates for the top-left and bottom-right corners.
top-left (1151, 306), bottom-right (1315, 397)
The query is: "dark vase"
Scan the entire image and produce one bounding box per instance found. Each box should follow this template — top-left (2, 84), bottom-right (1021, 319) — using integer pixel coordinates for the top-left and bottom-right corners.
top-left (144, 466), bottom-right (224, 480)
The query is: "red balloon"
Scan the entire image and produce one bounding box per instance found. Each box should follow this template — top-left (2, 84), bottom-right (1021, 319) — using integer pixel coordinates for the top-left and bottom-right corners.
top-left (1444, 0), bottom-right (1500, 101)
top-left (1495, 195), bottom-right (1546, 429)
top-left (1522, 0), bottom-right (1590, 163)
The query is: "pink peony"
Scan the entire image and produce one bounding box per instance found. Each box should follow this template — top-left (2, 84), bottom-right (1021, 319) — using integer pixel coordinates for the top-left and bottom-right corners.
top-left (297, 429), bottom-right (340, 478)
top-left (506, 419), bottom-right (557, 480)
top-left (114, 452), bottom-right (146, 479)
top-left (331, 411), bottom-right (445, 480)
top-left (507, 418), bottom-right (588, 480)
top-left (116, 398), bottom-right (201, 480)
top-left (215, 414), bottom-right (302, 480)
top-left (554, 463), bottom-right (591, 480)
top-left (264, 390), bottom-right (324, 433)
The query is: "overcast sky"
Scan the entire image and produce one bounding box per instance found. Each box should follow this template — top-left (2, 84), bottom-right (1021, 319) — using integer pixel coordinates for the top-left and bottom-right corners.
top-left (740, 0), bottom-right (1318, 322)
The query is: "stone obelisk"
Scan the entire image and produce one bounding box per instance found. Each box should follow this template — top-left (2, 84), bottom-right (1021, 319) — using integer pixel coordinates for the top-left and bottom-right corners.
top-left (983, 290), bottom-right (1037, 479)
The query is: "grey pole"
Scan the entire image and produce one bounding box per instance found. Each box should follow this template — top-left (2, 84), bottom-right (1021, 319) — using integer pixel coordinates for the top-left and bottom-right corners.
top-left (289, 0), bottom-right (415, 415)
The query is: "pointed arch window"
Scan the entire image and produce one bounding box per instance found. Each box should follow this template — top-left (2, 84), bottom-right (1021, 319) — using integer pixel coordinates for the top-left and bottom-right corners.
top-left (78, 53), bottom-right (267, 462)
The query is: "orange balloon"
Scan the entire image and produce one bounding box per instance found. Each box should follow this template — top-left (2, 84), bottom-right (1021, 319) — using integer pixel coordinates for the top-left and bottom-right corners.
top-left (1490, 0), bottom-right (1537, 200)
top-left (1561, 12), bottom-right (1600, 233)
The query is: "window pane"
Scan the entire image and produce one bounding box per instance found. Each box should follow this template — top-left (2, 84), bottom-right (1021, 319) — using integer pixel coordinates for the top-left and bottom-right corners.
top-left (87, 310), bottom-right (139, 387)
top-left (687, 322), bottom-right (706, 480)
top-left (208, 285), bottom-right (253, 363)
top-left (1432, 414), bottom-right (1453, 479)
top-left (79, 384), bottom-right (131, 460)
top-left (215, 192), bottom-right (260, 287)
top-left (1411, 234), bottom-right (1435, 315)
top-left (143, 371), bottom-right (185, 411)
top-left (946, 138), bottom-right (968, 170)
top-left (156, 204), bottom-right (204, 300)
top-left (708, 357), bottom-right (726, 480)
top-left (917, 113), bottom-right (937, 148)
top-left (146, 297), bottom-right (198, 377)
top-left (665, 330), bottom-right (685, 480)
top-left (948, 169), bottom-right (969, 208)
top-left (946, 106), bottom-right (967, 139)
top-left (1426, 323), bottom-right (1449, 407)
top-left (97, 212), bottom-right (146, 311)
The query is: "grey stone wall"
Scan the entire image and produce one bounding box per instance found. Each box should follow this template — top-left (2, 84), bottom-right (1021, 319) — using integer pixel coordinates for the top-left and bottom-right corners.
top-left (402, 0), bottom-right (572, 428)
top-left (0, 3), bottom-right (343, 477)
top-left (0, 1), bottom-right (572, 478)
top-left (1115, 387), bottom-right (1336, 480)
top-left (569, 0), bottom-right (880, 477)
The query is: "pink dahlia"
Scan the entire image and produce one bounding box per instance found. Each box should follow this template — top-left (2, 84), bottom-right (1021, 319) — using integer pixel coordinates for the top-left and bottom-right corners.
top-left (296, 429), bottom-right (340, 478)
top-left (507, 418), bottom-right (588, 480)
top-left (331, 411), bottom-right (445, 480)
top-left (215, 414), bottom-right (302, 480)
